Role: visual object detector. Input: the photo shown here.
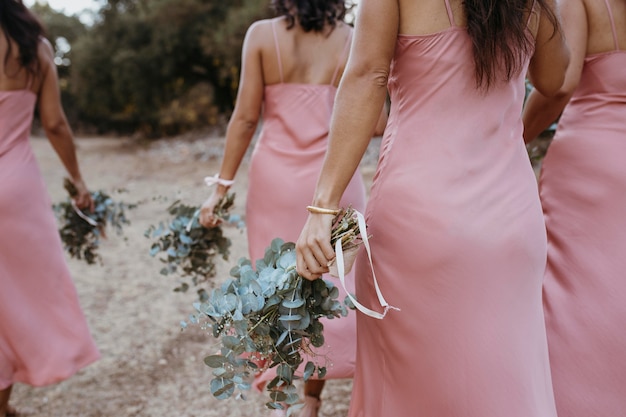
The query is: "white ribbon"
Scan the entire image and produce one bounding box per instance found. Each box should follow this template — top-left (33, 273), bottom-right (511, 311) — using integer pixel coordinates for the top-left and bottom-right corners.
top-left (71, 200), bottom-right (98, 227)
top-left (185, 209), bottom-right (200, 232)
top-left (334, 209), bottom-right (399, 320)
top-left (194, 174), bottom-right (234, 231)
top-left (204, 174), bottom-right (235, 188)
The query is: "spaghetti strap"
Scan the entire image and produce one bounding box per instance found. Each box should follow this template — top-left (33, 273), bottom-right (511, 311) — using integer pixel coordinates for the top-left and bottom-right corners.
top-left (330, 31), bottom-right (353, 86)
top-left (271, 19), bottom-right (284, 83)
top-left (603, 0), bottom-right (620, 50)
top-left (444, 0), bottom-right (456, 27)
top-left (526, 0), bottom-right (538, 28)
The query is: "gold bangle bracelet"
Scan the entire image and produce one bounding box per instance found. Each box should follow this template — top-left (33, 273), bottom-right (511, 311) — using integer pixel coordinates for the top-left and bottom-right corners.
top-left (306, 205), bottom-right (341, 216)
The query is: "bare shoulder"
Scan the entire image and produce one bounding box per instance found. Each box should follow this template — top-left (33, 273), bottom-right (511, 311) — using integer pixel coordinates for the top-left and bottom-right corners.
top-left (36, 37), bottom-right (55, 74)
top-left (37, 37), bottom-right (55, 60)
top-left (246, 18), bottom-right (282, 41)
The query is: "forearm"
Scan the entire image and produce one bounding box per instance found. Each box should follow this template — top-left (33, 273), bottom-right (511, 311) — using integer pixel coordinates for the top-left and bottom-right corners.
top-left (522, 88), bottom-right (570, 143)
top-left (216, 116), bottom-right (258, 192)
top-left (46, 122), bottom-right (84, 181)
top-left (312, 71), bottom-right (388, 208)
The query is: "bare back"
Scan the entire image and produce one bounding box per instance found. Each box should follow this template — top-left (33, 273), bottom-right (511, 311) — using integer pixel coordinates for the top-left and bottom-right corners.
top-left (396, 0), bottom-right (541, 36)
top-left (584, 0), bottom-right (626, 54)
top-left (258, 17), bottom-right (352, 87)
top-left (0, 34), bottom-right (47, 94)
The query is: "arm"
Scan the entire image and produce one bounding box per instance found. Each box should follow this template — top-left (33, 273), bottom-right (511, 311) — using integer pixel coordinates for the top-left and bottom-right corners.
top-left (527, 0), bottom-right (571, 95)
top-left (37, 39), bottom-right (93, 210)
top-left (199, 22), bottom-right (264, 227)
top-left (296, 0), bottom-right (399, 279)
top-left (523, 0), bottom-right (586, 142)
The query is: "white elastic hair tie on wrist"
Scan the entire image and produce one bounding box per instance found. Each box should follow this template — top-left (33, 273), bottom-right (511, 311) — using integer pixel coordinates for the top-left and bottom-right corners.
top-left (204, 174), bottom-right (235, 188)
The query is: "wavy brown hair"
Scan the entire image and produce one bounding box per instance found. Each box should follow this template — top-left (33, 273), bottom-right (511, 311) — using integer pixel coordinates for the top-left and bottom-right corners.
top-left (271, 0), bottom-right (349, 32)
top-left (0, 0), bottom-right (45, 76)
top-left (465, 0), bottom-right (560, 87)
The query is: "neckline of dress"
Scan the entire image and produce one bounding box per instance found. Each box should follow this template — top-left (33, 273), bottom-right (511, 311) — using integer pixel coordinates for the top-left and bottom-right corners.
top-left (0, 88), bottom-right (37, 96)
top-left (586, 49), bottom-right (626, 59)
top-left (397, 25), bottom-right (466, 40)
top-left (265, 82), bottom-right (337, 89)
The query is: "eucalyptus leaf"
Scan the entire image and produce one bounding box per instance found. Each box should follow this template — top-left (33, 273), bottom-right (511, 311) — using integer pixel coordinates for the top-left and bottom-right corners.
top-left (281, 298), bottom-right (305, 309)
top-left (222, 335), bottom-right (242, 351)
top-left (303, 361), bottom-right (315, 381)
top-left (210, 379), bottom-right (235, 400)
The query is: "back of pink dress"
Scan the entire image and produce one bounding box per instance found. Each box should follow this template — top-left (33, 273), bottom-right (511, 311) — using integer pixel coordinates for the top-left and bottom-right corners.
top-left (540, 1), bottom-right (626, 415)
top-left (0, 88), bottom-right (100, 389)
top-left (349, 2), bottom-right (557, 416)
top-left (246, 21), bottom-right (365, 388)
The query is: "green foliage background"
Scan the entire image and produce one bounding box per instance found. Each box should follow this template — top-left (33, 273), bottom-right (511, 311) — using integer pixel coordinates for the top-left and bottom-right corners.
top-left (31, 0), bottom-right (273, 137)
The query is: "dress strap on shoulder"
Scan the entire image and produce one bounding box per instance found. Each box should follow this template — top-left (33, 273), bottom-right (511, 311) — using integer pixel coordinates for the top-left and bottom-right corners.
top-left (602, 0), bottom-right (620, 50)
top-left (330, 30), bottom-right (353, 86)
top-left (525, 0), bottom-right (538, 28)
top-left (271, 19), bottom-right (284, 83)
top-left (444, 0), bottom-right (456, 26)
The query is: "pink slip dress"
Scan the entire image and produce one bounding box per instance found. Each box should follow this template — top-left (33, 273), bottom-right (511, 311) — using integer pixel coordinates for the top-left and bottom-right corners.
top-left (0, 86), bottom-right (100, 389)
top-left (540, 0), bottom-right (626, 415)
top-left (348, 1), bottom-right (557, 416)
top-left (245, 20), bottom-right (366, 388)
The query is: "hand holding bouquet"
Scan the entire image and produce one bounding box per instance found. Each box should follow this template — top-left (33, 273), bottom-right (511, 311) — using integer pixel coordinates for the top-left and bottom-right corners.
top-left (145, 193), bottom-right (235, 300)
top-left (53, 178), bottom-right (134, 264)
top-left (190, 207), bottom-right (366, 412)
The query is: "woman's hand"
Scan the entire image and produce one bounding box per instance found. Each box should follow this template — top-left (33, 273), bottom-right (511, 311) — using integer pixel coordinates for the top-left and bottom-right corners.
top-left (199, 190), bottom-right (225, 228)
top-left (296, 213), bottom-right (336, 280)
top-left (72, 178), bottom-right (94, 212)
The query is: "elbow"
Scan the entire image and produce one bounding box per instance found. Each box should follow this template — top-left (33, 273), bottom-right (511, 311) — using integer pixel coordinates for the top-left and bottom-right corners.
top-left (531, 55), bottom-right (571, 97)
top-left (369, 69), bottom-right (390, 89)
top-left (532, 76), bottom-right (562, 98)
top-left (228, 113), bottom-right (259, 136)
top-left (348, 63), bottom-right (391, 90)
top-left (533, 75), bottom-right (576, 100)
top-left (42, 117), bottom-right (70, 138)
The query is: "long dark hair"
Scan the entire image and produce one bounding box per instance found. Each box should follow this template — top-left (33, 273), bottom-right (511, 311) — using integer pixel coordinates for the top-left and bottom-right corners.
top-left (0, 0), bottom-right (45, 76)
top-left (465, 0), bottom-right (560, 87)
top-left (271, 0), bottom-right (348, 32)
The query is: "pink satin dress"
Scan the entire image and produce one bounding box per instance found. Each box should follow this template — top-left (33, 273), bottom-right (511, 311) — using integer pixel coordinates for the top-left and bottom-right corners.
top-left (540, 1), bottom-right (626, 415)
top-left (246, 21), bottom-right (365, 388)
top-left (0, 87), bottom-right (100, 389)
top-left (348, 2), bottom-right (557, 416)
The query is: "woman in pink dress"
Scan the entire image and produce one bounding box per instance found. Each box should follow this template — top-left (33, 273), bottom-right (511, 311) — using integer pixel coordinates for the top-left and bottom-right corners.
top-left (0, 2), bottom-right (100, 415)
top-left (523, 0), bottom-right (626, 415)
top-left (296, 0), bottom-right (570, 415)
top-left (199, 1), bottom-right (386, 415)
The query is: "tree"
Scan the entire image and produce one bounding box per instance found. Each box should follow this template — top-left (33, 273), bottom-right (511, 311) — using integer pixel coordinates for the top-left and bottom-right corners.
top-left (65, 0), bottom-right (271, 136)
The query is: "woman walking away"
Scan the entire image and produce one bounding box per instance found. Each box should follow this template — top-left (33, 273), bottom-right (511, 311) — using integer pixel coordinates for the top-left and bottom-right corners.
top-left (199, 1), bottom-right (386, 416)
top-left (296, 0), bottom-right (569, 415)
top-left (0, 1), bottom-right (100, 415)
top-left (523, 0), bottom-right (626, 415)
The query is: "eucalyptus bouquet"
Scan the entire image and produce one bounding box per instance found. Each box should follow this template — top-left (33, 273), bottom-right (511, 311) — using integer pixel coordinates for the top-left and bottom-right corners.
top-left (53, 178), bottom-right (134, 265)
top-left (189, 207), bottom-right (364, 413)
top-left (145, 194), bottom-right (235, 300)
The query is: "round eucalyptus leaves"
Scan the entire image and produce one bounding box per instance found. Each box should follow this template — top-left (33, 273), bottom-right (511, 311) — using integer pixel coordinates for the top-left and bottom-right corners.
top-left (192, 238), bottom-right (347, 411)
